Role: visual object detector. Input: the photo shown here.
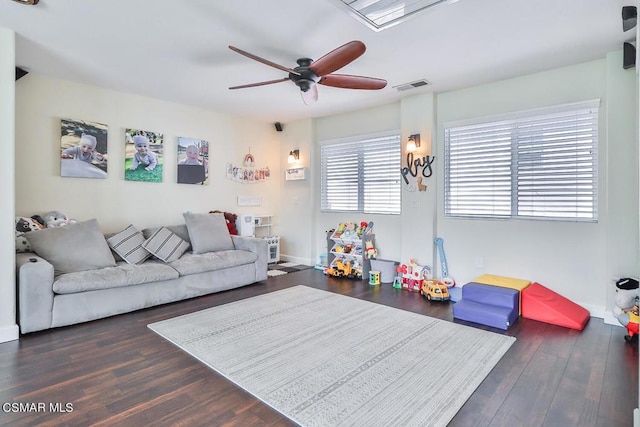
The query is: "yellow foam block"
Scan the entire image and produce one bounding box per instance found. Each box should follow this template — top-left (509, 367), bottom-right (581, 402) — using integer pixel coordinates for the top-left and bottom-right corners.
top-left (473, 274), bottom-right (531, 291)
top-left (472, 274), bottom-right (531, 314)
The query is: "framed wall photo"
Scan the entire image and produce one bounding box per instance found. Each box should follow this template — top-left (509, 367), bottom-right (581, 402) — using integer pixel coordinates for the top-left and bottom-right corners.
top-left (125, 129), bottom-right (164, 183)
top-left (60, 118), bottom-right (108, 179)
top-left (177, 137), bottom-right (209, 185)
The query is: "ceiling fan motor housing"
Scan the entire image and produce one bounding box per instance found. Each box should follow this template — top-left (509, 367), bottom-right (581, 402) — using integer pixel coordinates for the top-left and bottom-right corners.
top-left (290, 58), bottom-right (319, 92)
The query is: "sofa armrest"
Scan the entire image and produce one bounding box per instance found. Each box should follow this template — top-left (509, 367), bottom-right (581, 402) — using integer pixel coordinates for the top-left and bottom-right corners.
top-left (16, 253), bottom-right (55, 333)
top-left (231, 236), bottom-right (268, 281)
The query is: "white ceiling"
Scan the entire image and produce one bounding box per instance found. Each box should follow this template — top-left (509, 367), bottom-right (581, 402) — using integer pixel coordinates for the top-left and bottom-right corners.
top-left (1, 0), bottom-right (633, 124)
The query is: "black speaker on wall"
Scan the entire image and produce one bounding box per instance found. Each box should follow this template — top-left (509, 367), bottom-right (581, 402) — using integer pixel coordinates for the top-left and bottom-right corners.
top-left (623, 42), bottom-right (636, 70)
top-left (622, 6), bottom-right (637, 32)
top-left (15, 66), bottom-right (29, 81)
top-left (274, 122), bottom-right (283, 132)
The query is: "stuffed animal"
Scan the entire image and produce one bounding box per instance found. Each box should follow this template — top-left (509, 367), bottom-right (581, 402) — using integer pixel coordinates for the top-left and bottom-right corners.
top-left (364, 240), bottom-right (377, 259)
top-left (15, 216), bottom-right (45, 234)
top-left (614, 277), bottom-right (640, 343)
top-left (15, 216), bottom-right (45, 253)
top-left (15, 233), bottom-right (31, 253)
top-left (209, 210), bottom-right (238, 235)
top-left (43, 211), bottom-right (76, 228)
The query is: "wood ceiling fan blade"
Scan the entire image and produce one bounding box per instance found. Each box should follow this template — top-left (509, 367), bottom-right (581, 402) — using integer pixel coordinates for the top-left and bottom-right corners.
top-left (229, 46), bottom-right (300, 76)
top-left (301, 84), bottom-right (318, 105)
top-left (319, 74), bottom-right (387, 90)
top-left (309, 41), bottom-right (366, 77)
top-left (229, 78), bottom-right (290, 90)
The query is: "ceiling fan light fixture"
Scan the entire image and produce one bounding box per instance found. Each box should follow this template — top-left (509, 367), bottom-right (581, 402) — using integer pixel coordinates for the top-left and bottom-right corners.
top-left (301, 85), bottom-right (318, 105)
top-left (228, 40), bottom-right (385, 105)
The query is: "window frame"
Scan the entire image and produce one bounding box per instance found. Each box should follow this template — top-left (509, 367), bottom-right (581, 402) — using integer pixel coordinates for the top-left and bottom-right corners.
top-left (443, 100), bottom-right (600, 222)
top-left (320, 131), bottom-right (402, 215)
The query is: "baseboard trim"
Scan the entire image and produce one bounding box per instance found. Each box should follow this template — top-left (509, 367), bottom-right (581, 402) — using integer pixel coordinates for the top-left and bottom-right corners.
top-left (603, 311), bottom-right (625, 328)
top-left (0, 324), bottom-right (19, 343)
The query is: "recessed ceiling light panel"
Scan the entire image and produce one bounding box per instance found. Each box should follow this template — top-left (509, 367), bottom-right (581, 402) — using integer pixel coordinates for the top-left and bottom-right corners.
top-left (334, 0), bottom-right (460, 31)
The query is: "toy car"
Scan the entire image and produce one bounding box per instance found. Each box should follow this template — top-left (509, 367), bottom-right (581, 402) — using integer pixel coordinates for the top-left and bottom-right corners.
top-left (420, 279), bottom-right (450, 301)
top-left (324, 259), bottom-right (360, 279)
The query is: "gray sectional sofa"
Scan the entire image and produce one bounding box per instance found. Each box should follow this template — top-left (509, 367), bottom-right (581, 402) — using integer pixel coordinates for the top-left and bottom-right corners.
top-left (15, 213), bottom-right (268, 333)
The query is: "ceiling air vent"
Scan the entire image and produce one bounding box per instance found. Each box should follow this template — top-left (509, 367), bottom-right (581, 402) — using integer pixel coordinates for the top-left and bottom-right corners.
top-left (392, 79), bottom-right (430, 92)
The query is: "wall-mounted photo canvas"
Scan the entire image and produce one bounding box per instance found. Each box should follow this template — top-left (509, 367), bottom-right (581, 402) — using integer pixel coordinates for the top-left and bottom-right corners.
top-left (60, 118), bottom-right (108, 179)
top-left (177, 137), bottom-right (209, 185)
top-left (125, 129), bottom-right (164, 183)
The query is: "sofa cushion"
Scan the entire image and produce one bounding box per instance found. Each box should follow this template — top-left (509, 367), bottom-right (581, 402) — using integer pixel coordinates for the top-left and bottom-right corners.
top-left (142, 224), bottom-right (191, 245)
top-left (142, 227), bottom-right (190, 262)
top-left (27, 218), bottom-right (116, 275)
top-left (168, 250), bottom-right (258, 276)
top-left (53, 261), bottom-right (179, 294)
top-left (184, 212), bottom-right (234, 254)
top-left (106, 224), bottom-right (151, 265)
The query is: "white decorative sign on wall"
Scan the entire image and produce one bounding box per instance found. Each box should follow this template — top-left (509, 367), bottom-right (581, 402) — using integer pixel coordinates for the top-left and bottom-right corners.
top-left (285, 167), bottom-right (306, 181)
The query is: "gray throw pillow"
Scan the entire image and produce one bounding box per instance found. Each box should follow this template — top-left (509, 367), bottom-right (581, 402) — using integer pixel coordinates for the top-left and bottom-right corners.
top-left (106, 224), bottom-right (151, 265)
top-left (142, 226), bottom-right (190, 263)
top-left (183, 212), bottom-right (234, 254)
top-left (27, 218), bottom-right (116, 275)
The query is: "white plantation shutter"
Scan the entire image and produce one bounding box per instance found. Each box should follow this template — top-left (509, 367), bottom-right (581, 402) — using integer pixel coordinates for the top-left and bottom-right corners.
top-left (445, 121), bottom-right (513, 218)
top-left (445, 100), bottom-right (599, 221)
top-left (321, 133), bottom-right (401, 214)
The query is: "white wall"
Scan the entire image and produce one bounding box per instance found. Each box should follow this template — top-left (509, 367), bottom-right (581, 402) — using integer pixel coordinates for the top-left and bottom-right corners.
top-left (605, 50), bottom-right (639, 321)
top-left (15, 74), bottom-right (282, 232)
top-left (277, 119), bottom-right (316, 264)
top-left (0, 28), bottom-right (19, 343)
top-left (313, 102), bottom-right (403, 263)
top-left (436, 57), bottom-right (637, 315)
top-left (400, 93), bottom-right (436, 267)
top-left (305, 54), bottom-right (636, 317)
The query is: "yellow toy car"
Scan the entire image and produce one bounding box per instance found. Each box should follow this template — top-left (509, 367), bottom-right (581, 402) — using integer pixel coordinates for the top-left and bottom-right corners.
top-left (420, 279), bottom-right (451, 302)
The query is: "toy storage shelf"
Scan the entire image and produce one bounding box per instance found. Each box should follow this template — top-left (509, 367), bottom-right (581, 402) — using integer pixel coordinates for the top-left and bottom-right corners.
top-left (326, 228), bottom-right (374, 280)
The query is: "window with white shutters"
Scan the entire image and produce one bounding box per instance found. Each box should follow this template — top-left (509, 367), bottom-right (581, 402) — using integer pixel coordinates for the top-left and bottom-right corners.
top-left (444, 100), bottom-right (599, 222)
top-left (321, 133), bottom-right (401, 214)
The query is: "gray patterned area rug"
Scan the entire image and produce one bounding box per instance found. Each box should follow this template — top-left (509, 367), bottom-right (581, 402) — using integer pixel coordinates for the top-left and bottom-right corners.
top-left (148, 286), bottom-right (515, 427)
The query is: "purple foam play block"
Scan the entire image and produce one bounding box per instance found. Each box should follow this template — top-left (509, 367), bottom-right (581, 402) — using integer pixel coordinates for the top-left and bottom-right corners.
top-left (453, 282), bottom-right (519, 330)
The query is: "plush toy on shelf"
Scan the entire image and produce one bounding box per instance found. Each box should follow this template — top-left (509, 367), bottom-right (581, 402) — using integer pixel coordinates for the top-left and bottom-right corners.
top-left (364, 240), bottom-right (377, 259)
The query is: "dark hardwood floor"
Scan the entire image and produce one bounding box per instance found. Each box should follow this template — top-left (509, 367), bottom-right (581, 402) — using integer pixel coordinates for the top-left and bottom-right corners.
top-left (0, 269), bottom-right (637, 426)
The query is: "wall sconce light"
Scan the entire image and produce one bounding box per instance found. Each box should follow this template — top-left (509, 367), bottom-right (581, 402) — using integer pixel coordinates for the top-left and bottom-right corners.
top-left (287, 149), bottom-right (300, 164)
top-left (406, 134), bottom-right (421, 152)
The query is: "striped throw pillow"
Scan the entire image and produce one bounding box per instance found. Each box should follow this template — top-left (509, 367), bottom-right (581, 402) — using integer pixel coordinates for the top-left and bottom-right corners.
top-left (106, 224), bottom-right (151, 265)
top-left (142, 226), bottom-right (189, 263)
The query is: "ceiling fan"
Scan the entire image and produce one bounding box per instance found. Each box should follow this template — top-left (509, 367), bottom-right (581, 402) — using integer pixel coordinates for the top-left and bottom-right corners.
top-left (228, 40), bottom-right (387, 105)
